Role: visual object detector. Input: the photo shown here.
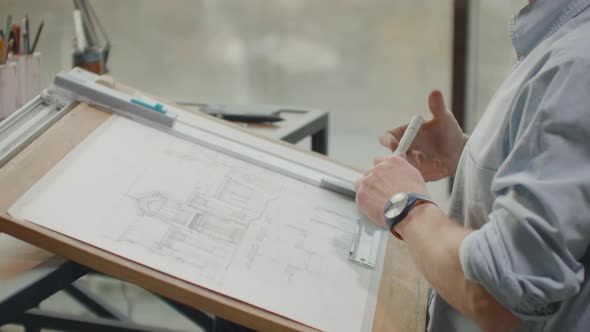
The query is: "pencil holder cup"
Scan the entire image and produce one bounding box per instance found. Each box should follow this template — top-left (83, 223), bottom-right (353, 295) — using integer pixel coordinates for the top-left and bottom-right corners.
top-left (0, 62), bottom-right (18, 120)
top-left (10, 52), bottom-right (42, 108)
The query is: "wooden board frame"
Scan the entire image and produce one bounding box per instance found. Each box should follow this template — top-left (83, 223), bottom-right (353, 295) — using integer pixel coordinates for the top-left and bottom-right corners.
top-left (0, 98), bottom-right (428, 331)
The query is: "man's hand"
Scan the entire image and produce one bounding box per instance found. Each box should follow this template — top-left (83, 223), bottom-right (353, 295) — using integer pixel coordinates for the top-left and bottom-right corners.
top-left (379, 90), bottom-right (468, 181)
top-left (356, 159), bottom-right (520, 332)
top-left (355, 156), bottom-right (428, 228)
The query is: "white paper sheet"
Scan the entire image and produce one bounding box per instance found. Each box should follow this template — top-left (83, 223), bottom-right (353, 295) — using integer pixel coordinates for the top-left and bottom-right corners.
top-left (9, 116), bottom-right (380, 331)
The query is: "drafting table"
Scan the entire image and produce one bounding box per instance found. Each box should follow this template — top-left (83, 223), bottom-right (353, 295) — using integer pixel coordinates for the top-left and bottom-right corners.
top-left (0, 80), bottom-right (428, 331)
top-left (0, 106), bottom-right (332, 331)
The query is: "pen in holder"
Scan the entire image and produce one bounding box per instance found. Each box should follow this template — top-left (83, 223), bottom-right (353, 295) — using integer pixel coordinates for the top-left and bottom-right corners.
top-left (0, 62), bottom-right (18, 120)
top-left (10, 52), bottom-right (42, 108)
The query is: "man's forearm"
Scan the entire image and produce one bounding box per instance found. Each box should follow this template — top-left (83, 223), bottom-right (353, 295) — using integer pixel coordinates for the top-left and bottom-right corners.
top-left (395, 203), bottom-right (520, 331)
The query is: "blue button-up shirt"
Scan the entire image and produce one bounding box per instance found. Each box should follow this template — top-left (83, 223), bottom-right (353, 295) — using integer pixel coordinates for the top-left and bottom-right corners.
top-left (429, 0), bottom-right (590, 331)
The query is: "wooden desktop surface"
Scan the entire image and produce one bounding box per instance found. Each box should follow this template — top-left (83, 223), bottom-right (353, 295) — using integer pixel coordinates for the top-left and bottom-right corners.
top-left (0, 104), bottom-right (428, 331)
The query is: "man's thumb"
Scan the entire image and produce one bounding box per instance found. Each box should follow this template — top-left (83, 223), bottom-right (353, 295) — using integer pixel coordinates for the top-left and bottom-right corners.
top-left (428, 90), bottom-right (447, 119)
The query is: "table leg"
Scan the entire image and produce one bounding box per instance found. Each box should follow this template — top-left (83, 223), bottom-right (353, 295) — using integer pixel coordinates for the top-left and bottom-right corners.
top-left (213, 318), bottom-right (255, 332)
top-left (24, 324), bottom-right (41, 332)
top-left (0, 259), bottom-right (88, 325)
top-left (311, 127), bottom-right (328, 155)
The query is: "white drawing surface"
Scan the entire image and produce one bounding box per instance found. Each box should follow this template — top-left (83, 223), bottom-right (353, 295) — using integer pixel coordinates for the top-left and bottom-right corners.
top-left (9, 116), bottom-right (380, 331)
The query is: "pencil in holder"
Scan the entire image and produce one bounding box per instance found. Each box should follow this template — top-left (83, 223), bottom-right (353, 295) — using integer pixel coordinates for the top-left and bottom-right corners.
top-left (10, 52), bottom-right (42, 108)
top-left (0, 62), bottom-right (18, 120)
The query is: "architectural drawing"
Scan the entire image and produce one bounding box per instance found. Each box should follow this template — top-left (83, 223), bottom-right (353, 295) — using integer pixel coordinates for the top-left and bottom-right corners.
top-left (119, 167), bottom-right (283, 274)
top-left (9, 116), bottom-right (379, 332)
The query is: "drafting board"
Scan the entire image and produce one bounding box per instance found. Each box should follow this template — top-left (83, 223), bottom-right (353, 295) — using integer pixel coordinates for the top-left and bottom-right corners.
top-left (0, 84), bottom-right (428, 331)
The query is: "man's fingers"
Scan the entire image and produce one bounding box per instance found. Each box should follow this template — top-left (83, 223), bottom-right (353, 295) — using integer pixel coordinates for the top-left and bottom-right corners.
top-left (428, 90), bottom-right (447, 119)
top-left (379, 127), bottom-right (405, 150)
top-left (408, 150), bottom-right (425, 166)
top-left (378, 133), bottom-right (396, 150)
top-left (354, 174), bottom-right (364, 189)
top-left (373, 155), bottom-right (390, 166)
top-left (355, 167), bottom-right (376, 189)
top-left (404, 150), bottom-right (419, 168)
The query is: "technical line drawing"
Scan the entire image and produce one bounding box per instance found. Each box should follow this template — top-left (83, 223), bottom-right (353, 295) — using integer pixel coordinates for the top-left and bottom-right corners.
top-left (285, 264), bottom-right (301, 283)
top-left (245, 243), bottom-right (261, 270)
top-left (118, 165), bottom-right (285, 274)
top-left (308, 206), bottom-right (358, 251)
top-left (310, 206), bottom-right (358, 232)
top-left (129, 191), bottom-right (194, 226)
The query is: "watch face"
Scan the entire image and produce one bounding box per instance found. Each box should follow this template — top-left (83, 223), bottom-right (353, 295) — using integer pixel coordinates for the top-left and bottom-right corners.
top-left (384, 193), bottom-right (408, 219)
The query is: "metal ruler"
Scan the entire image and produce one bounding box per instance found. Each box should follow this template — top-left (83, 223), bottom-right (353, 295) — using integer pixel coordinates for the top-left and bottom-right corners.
top-left (4, 68), bottom-right (384, 269)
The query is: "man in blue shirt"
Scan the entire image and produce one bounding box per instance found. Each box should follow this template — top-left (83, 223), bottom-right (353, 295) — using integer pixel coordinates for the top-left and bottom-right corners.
top-left (355, 0), bottom-right (590, 330)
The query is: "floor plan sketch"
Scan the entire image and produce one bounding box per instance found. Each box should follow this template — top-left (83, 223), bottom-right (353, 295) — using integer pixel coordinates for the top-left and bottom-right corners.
top-left (9, 116), bottom-right (381, 332)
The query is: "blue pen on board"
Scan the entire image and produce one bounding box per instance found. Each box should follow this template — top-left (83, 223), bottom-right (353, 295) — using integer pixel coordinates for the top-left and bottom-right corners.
top-left (130, 98), bottom-right (167, 114)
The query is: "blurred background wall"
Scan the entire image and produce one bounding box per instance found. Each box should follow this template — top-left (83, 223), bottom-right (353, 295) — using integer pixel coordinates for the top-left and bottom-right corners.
top-left (0, 0), bottom-right (455, 169)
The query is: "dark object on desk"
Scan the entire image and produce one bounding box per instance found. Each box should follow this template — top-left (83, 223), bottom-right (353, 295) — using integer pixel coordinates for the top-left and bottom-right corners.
top-left (176, 102), bottom-right (284, 123)
top-left (204, 110), bottom-right (284, 123)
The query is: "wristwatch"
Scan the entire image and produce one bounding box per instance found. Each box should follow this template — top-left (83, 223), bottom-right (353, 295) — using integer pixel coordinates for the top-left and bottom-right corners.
top-left (383, 192), bottom-right (435, 240)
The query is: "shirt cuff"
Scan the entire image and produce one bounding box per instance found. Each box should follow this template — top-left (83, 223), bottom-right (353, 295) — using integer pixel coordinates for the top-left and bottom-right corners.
top-left (459, 221), bottom-right (561, 320)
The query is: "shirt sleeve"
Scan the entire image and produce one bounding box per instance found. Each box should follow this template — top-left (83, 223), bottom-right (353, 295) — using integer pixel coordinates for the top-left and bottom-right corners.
top-left (459, 58), bottom-right (590, 320)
